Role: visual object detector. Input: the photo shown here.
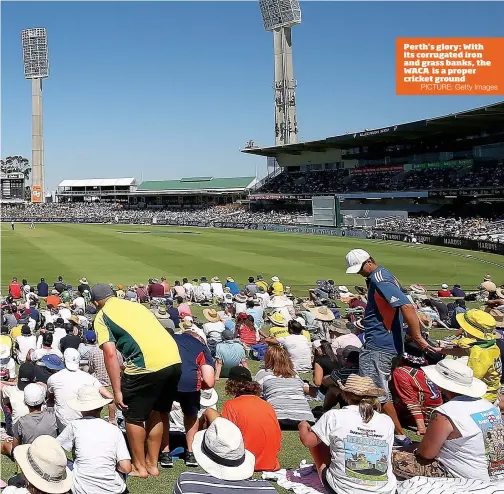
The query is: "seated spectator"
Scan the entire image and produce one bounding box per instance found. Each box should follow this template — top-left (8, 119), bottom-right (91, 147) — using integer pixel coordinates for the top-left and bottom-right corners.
top-left (299, 375), bottom-right (397, 494)
top-left (269, 276), bottom-right (284, 296)
top-left (391, 344), bottom-right (442, 435)
top-left (215, 329), bottom-right (247, 379)
top-left (136, 283), bottom-right (149, 303)
top-left (206, 366), bottom-right (281, 471)
top-left (58, 386), bottom-right (131, 494)
top-left (451, 284), bottom-right (465, 298)
top-left (149, 278), bottom-right (165, 298)
top-left (0, 343), bottom-right (16, 383)
top-left (171, 330), bottom-right (215, 467)
top-left (235, 293), bottom-right (247, 314)
top-left (202, 309), bottom-right (226, 343)
top-left (14, 325), bottom-right (36, 364)
top-left (77, 330), bottom-right (97, 371)
top-left (59, 323), bottom-right (81, 354)
top-left (31, 332), bottom-right (63, 362)
top-left (438, 284), bottom-right (452, 297)
top-left (225, 277), bottom-right (240, 295)
top-left (77, 278), bottom-right (90, 295)
top-left (312, 340), bottom-right (339, 401)
top-left (266, 320), bottom-right (312, 373)
top-left (245, 299), bottom-right (264, 329)
top-left (5, 435), bottom-right (73, 494)
top-left (47, 348), bottom-right (113, 431)
top-left (392, 359), bottom-right (501, 481)
top-left (176, 296), bottom-right (192, 318)
top-left (244, 277), bottom-right (258, 297)
top-left (235, 313), bottom-right (259, 349)
top-left (254, 345), bottom-right (315, 429)
top-left (155, 306), bottom-right (176, 334)
top-left (12, 383), bottom-right (57, 447)
top-left (161, 276), bottom-right (172, 295)
top-left (35, 354), bottom-right (65, 385)
top-left (174, 418), bottom-right (276, 493)
top-left (46, 290), bottom-right (62, 308)
top-left (200, 277), bottom-right (212, 300)
top-left (328, 319), bottom-right (362, 352)
top-left (167, 300), bottom-right (180, 327)
top-left (36, 278), bottom-right (49, 298)
top-left (210, 277), bottom-right (224, 301)
top-left (182, 278), bottom-right (193, 299)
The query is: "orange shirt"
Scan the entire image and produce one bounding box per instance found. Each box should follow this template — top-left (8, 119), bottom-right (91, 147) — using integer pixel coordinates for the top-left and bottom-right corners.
top-left (221, 395), bottom-right (281, 471)
top-left (46, 295), bottom-right (61, 308)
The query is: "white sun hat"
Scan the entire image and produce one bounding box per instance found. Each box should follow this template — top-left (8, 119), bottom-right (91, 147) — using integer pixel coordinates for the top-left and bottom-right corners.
top-left (200, 388), bottom-right (218, 408)
top-left (67, 385), bottom-right (112, 412)
top-left (13, 435), bottom-right (73, 494)
top-left (192, 417), bottom-right (255, 481)
top-left (345, 249), bottom-right (371, 274)
top-left (63, 348), bottom-right (80, 372)
top-left (422, 358), bottom-right (487, 398)
top-left (24, 383), bottom-right (46, 407)
top-left (441, 283), bottom-right (449, 290)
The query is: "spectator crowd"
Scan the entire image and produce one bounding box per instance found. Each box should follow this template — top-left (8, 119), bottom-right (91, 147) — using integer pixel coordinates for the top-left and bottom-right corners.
top-left (1, 251), bottom-right (504, 494)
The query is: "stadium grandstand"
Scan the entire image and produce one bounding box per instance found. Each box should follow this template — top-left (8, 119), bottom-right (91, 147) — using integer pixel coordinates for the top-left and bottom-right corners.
top-left (57, 178), bottom-right (137, 202)
top-left (128, 176), bottom-right (256, 207)
top-left (242, 101), bottom-right (504, 223)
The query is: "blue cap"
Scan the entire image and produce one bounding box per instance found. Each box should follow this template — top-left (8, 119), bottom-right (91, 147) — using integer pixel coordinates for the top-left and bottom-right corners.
top-left (224, 319), bottom-right (235, 331)
top-left (85, 330), bottom-right (97, 342)
top-left (41, 354), bottom-right (65, 371)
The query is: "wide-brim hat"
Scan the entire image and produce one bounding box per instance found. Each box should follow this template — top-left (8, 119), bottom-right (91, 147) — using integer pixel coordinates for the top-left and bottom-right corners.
top-left (211, 277), bottom-right (221, 283)
top-left (338, 374), bottom-right (384, 397)
top-left (78, 278), bottom-right (88, 284)
top-left (156, 308), bottom-right (169, 319)
top-left (192, 418), bottom-right (255, 481)
top-left (328, 319), bottom-right (351, 335)
top-left (14, 436), bottom-right (73, 494)
top-left (226, 278), bottom-right (235, 283)
top-left (481, 281), bottom-right (497, 293)
top-left (423, 359), bottom-right (487, 398)
top-left (235, 294), bottom-right (247, 303)
top-left (409, 284), bottom-right (427, 294)
top-left (0, 344), bottom-right (11, 359)
top-left (310, 306), bottom-right (335, 322)
top-left (268, 296), bottom-right (292, 309)
top-left (67, 385), bottom-right (112, 412)
top-left (418, 312), bottom-right (433, 330)
top-left (200, 388), bottom-right (218, 408)
top-left (268, 312), bottom-right (287, 327)
top-left (489, 309), bottom-right (504, 329)
top-left (203, 308), bottom-right (221, 323)
top-left (496, 287), bottom-right (504, 299)
top-left (457, 309), bottom-right (500, 341)
top-left (354, 285), bottom-right (367, 296)
top-left (301, 301), bottom-right (316, 311)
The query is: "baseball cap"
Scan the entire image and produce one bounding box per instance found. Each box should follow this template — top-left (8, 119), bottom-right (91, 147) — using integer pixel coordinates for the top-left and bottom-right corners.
top-left (345, 249), bottom-right (371, 274)
top-left (24, 383), bottom-right (46, 407)
top-left (64, 348), bottom-right (80, 372)
top-left (90, 283), bottom-right (115, 302)
top-left (85, 330), bottom-right (97, 343)
top-left (41, 354), bottom-right (65, 371)
top-left (222, 329), bottom-right (235, 341)
top-left (18, 363), bottom-right (36, 391)
top-left (441, 283), bottom-right (449, 290)
top-left (227, 366), bottom-right (252, 382)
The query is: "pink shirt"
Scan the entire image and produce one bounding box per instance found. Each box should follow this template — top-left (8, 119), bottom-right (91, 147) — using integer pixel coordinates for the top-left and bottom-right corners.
top-left (331, 333), bottom-right (363, 352)
top-left (177, 303), bottom-right (192, 317)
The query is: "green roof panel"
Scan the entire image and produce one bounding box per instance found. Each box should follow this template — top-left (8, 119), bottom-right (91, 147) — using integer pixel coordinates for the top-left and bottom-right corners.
top-left (137, 176), bottom-right (255, 192)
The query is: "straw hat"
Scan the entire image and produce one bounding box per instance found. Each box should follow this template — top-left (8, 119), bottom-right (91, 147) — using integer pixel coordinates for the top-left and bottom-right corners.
top-left (13, 436), bottom-right (73, 493)
top-left (488, 309), bottom-right (504, 329)
top-left (211, 277), bottom-right (221, 283)
top-left (457, 309), bottom-right (500, 341)
top-left (301, 301), bottom-right (316, 311)
top-left (268, 312), bottom-right (287, 327)
top-left (496, 287), bottom-right (504, 299)
top-left (79, 278), bottom-right (88, 284)
top-left (226, 277), bottom-right (235, 283)
top-left (484, 274), bottom-right (492, 281)
top-left (310, 306), bottom-right (335, 322)
top-left (67, 385), bottom-right (112, 412)
top-left (418, 312), bottom-right (433, 330)
top-left (235, 294), bottom-right (247, 303)
top-left (268, 295), bottom-right (292, 309)
top-left (156, 307), bottom-right (169, 319)
top-left (271, 276), bottom-right (280, 282)
top-left (481, 281), bottom-right (497, 293)
top-left (409, 284), bottom-right (427, 294)
top-left (337, 374), bottom-right (385, 397)
top-left (203, 308), bottom-right (221, 323)
top-left (423, 359), bottom-right (487, 398)
top-left (192, 418), bottom-right (255, 481)
top-left (338, 286), bottom-right (349, 294)
top-left (179, 315), bottom-right (194, 330)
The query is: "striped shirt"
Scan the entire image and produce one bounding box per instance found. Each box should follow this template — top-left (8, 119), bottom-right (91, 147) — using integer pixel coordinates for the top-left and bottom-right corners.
top-left (254, 369), bottom-right (315, 423)
top-left (173, 471), bottom-right (276, 494)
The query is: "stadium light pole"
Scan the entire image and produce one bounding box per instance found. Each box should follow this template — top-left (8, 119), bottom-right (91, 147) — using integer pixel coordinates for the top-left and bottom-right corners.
top-left (259, 0), bottom-right (301, 147)
top-left (22, 28), bottom-right (49, 203)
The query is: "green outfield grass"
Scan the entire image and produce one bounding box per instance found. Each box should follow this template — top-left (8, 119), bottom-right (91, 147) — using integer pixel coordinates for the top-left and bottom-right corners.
top-left (1, 223), bottom-right (502, 492)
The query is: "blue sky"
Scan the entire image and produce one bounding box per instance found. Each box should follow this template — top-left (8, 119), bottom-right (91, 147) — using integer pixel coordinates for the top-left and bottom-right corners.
top-left (2, 1), bottom-right (503, 192)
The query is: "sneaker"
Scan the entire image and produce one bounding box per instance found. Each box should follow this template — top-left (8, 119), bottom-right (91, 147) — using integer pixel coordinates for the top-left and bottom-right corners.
top-left (185, 452), bottom-right (198, 467)
top-left (393, 435), bottom-right (412, 448)
top-left (159, 452), bottom-right (174, 468)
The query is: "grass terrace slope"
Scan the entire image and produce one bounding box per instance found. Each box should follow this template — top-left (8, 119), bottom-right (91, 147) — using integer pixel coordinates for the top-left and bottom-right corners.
top-left (2, 223), bottom-right (503, 290)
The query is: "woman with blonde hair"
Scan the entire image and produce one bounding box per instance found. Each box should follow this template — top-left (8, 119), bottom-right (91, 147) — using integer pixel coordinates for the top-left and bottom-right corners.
top-left (254, 345), bottom-right (314, 429)
top-left (299, 374), bottom-right (396, 494)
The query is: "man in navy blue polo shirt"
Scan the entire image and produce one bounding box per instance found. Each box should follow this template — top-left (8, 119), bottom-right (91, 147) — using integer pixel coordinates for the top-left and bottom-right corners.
top-left (345, 248), bottom-right (437, 446)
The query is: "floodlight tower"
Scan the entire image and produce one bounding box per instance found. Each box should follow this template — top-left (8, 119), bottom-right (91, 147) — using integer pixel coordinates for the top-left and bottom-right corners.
top-left (259, 0), bottom-right (301, 146)
top-left (21, 28), bottom-right (49, 203)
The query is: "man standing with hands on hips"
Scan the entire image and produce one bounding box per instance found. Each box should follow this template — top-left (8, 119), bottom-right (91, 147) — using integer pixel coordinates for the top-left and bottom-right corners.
top-left (345, 249), bottom-right (439, 447)
top-left (92, 283), bottom-right (182, 478)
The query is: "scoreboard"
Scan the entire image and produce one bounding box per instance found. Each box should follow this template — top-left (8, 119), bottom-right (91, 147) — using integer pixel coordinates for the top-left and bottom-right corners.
top-left (0, 172), bottom-right (25, 201)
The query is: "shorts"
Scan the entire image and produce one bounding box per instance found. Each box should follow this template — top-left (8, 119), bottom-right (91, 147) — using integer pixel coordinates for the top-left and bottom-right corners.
top-left (359, 348), bottom-right (396, 404)
top-left (177, 390), bottom-right (201, 417)
top-left (121, 363), bottom-right (181, 423)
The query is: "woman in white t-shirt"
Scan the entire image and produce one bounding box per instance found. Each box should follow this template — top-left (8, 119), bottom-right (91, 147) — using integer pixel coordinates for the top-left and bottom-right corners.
top-left (299, 374), bottom-right (396, 494)
top-left (393, 358), bottom-right (503, 481)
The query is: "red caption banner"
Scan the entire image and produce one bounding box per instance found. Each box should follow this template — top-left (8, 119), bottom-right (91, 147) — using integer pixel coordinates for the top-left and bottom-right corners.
top-left (396, 37), bottom-right (504, 95)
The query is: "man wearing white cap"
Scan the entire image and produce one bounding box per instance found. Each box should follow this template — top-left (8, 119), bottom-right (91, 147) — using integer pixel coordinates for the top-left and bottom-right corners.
top-left (437, 283), bottom-right (452, 297)
top-left (47, 348), bottom-right (113, 431)
top-left (345, 249), bottom-right (437, 447)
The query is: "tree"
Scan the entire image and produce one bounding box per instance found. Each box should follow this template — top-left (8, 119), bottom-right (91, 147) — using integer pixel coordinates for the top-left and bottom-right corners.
top-left (0, 156), bottom-right (31, 180)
